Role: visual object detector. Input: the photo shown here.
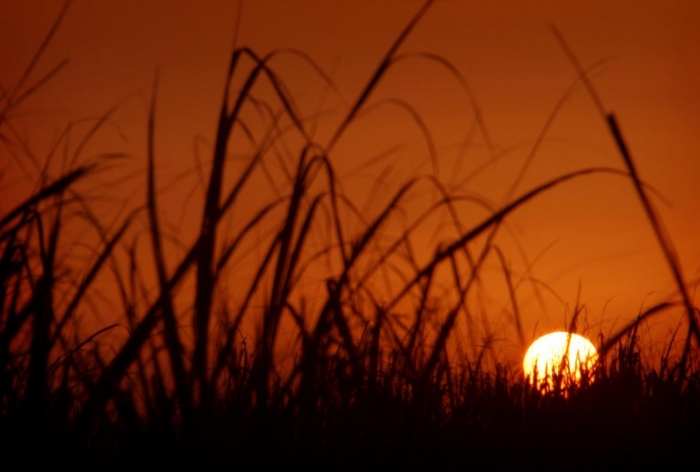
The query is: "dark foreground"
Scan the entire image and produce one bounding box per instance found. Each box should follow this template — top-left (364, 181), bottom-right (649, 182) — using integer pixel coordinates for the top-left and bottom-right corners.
top-left (4, 358), bottom-right (699, 470)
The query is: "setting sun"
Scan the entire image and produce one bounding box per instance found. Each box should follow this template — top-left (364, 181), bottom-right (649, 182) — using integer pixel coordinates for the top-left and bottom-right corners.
top-left (523, 332), bottom-right (598, 389)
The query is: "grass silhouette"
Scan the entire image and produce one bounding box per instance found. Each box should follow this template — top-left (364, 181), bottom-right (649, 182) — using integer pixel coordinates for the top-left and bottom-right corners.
top-left (1, 0), bottom-right (699, 468)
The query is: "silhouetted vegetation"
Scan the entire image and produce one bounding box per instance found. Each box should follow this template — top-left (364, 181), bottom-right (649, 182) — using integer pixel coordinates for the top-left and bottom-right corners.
top-left (2, 1), bottom-right (699, 468)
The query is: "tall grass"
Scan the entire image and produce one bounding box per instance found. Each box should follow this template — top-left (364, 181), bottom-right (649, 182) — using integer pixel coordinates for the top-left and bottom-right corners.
top-left (1, 0), bottom-right (699, 466)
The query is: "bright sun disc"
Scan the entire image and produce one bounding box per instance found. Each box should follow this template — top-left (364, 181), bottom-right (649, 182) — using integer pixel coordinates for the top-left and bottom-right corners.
top-left (523, 332), bottom-right (598, 389)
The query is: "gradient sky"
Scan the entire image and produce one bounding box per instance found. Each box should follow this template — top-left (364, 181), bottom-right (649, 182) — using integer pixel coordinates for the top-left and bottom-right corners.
top-left (2, 0), bottom-right (699, 361)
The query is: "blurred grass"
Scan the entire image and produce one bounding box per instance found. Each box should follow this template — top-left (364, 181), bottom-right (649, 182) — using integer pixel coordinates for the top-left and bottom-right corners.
top-left (1, 0), bottom-right (699, 467)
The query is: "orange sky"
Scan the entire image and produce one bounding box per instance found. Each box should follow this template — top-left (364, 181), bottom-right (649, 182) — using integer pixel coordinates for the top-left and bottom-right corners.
top-left (2, 0), bottom-right (699, 364)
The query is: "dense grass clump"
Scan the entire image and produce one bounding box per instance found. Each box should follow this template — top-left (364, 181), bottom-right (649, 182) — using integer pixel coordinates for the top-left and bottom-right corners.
top-left (2, 1), bottom-right (699, 468)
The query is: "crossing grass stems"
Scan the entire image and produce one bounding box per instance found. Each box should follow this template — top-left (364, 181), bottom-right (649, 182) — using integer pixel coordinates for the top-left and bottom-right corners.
top-left (1, 0), bottom-right (699, 467)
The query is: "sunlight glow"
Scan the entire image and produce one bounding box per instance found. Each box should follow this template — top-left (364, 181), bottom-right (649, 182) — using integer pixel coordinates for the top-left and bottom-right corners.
top-left (523, 331), bottom-right (598, 390)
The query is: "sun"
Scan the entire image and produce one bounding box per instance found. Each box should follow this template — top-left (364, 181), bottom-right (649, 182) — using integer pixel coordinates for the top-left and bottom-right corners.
top-left (523, 331), bottom-right (598, 390)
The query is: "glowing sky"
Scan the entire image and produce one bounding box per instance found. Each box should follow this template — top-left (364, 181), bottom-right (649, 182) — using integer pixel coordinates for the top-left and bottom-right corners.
top-left (2, 1), bottom-right (699, 359)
